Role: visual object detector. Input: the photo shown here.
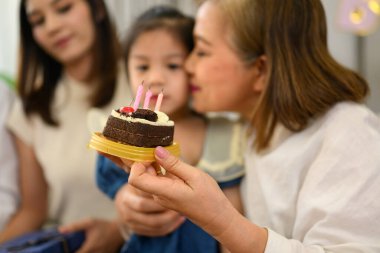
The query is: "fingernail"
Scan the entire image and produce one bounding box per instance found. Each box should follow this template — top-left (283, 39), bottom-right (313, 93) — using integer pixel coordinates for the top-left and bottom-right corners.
top-left (147, 166), bottom-right (156, 175)
top-left (155, 146), bottom-right (169, 159)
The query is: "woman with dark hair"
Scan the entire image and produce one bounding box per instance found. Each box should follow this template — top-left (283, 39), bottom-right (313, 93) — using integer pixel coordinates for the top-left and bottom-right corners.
top-left (1, 0), bottom-right (132, 251)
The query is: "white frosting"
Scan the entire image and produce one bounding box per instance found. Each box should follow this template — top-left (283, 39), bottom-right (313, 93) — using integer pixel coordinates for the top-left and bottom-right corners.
top-left (111, 110), bottom-right (174, 126)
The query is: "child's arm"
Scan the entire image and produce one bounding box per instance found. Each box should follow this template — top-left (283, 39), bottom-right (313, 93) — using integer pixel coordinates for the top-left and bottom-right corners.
top-left (96, 155), bottom-right (129, 199)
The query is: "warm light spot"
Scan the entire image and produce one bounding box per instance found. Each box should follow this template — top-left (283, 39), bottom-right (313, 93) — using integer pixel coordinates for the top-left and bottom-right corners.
top-left (368, 0), bottom-right (380, 14)
top-left (350, 7), bottom-right (365, 24)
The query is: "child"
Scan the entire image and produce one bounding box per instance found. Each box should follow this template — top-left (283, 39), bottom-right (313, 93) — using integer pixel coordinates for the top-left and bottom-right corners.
top-left (96, 5), bottom-right (245, 253)
top-left (123, 0), bottom-right (380, 252)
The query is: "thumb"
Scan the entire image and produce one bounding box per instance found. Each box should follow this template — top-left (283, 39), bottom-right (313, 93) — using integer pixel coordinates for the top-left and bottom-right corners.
top-left (154, 146), bottom-right (196, 182)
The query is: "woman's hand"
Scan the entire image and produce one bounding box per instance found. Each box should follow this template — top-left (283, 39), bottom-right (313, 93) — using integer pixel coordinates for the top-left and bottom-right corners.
top-left (128, 146), bottom-right (237, 236)
top-left (128, 147), bottom-right (268, 253)
top-left (115, 183), bottom-right (185, 237)
top-left (59, 218), bottom-right (123, 253)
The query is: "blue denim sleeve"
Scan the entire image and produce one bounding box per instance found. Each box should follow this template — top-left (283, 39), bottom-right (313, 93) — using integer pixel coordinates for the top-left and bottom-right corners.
top-left (218, 176), bottom-right (243, 189)
top-left (95, 155), bottom-right (129, 199)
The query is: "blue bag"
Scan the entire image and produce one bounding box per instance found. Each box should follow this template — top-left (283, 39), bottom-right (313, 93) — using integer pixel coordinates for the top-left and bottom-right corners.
top-left (0, 228), bottom-right (85, 253)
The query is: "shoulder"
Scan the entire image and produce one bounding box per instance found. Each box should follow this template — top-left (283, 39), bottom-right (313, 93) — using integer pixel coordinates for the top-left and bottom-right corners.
top-left (206, 115), bottom-right (245, 134)
top-left (198, 115), bottom-right (246, 184)
top-left (1, 82), bottom-right (15, 128)
top-left (321, 102), bottom-right (380, 140)
top-left (6, 94), bottom-right (36, 146)
top-left (300, 104), bottom-right (380, 217)
top-left (0, 83), bottom-right (15, 108)
top-left (308, 102), bottom-right (380, 173)
top-left (325, 102), bottom-right (379, 123)
top-left (205, 116), bottom-right (246, 152)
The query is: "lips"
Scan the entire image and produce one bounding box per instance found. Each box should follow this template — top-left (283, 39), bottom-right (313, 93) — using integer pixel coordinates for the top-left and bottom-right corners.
top-left (150, 94), bottom-right (169, 101)
top-left (151, 95), bottom-right (158, 101)
top-left (190, 84), bottom-right (201, 92)
top-left (54, 37), bottom-right (71, 48)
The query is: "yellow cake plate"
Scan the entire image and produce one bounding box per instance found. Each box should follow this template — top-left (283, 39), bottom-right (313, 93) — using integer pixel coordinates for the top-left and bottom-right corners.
top-left (88, 132), bottom-right (180, 162)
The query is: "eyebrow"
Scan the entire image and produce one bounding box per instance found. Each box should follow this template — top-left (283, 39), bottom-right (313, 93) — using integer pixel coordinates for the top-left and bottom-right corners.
top-left (164, 53), bottom-right (187, 59)
top-left (51, 0), bottom-right (63, 5)
top-left (27, 0), bottom-right (63, 16)
top-left (131, 53), bottom-right (186, 60)
top-left (195, 34), bottom-right (213, 46)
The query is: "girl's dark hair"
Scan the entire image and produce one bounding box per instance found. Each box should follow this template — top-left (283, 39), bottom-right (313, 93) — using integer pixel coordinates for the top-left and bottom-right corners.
top-left (218, 0), bottom-right (369, 151)
top-left (18, 0), bottom-right (121, 125)
top-left (123, 5), bottom-right (195, 78)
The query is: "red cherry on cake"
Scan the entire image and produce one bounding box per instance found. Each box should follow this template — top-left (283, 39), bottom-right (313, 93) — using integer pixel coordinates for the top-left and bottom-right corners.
top-left (120, 106), bottom-right (134, 114)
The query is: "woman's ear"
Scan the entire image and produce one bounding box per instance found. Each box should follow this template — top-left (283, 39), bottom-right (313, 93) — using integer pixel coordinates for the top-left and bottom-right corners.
top-left (252, 55), bottom-right (268, 93)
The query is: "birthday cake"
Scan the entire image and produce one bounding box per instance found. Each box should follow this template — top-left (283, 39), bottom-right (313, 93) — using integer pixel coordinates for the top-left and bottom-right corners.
top-left (102, 106), bottom-right (174, 147)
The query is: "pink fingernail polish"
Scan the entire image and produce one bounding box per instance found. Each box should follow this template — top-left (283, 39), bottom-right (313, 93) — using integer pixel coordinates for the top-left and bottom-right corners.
top-left (155, 146), bottom-right (169, 159)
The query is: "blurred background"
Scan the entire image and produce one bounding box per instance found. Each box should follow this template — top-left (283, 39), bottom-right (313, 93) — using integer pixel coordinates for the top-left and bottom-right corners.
top-left (0, 0), bottom-right (379, 113)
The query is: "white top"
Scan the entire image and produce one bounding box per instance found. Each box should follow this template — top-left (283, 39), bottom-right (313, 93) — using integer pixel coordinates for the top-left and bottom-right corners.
top-left (7, 67), bottom-right (132, 225)
top-left (241, 102), bottom-right (380, 253)
top-left (0, 83), bottom-right (19, 230)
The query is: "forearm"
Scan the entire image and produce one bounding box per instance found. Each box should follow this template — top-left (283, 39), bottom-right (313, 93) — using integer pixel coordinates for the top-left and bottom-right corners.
top-left (1, 135), bottom-right (49, 243)
top-left (101, 218), bottom-right (126, 253)
top-left (223, 185), bottom-right (244, 214)
top-left (204, 203), bottom-right (267, 253)
top-left (0, 207), bottom-right (46, 243)
top-left (220, 185), bottom-right (245, 252)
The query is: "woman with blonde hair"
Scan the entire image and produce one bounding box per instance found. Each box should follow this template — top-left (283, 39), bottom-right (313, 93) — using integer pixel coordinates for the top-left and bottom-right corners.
top-left (117, 0), bottom-right (380, 252)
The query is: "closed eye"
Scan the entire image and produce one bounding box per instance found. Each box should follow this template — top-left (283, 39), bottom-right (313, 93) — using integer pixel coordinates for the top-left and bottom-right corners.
top-left (57, 4), bottom-right (72, 14)
top-left (30, 17), bottom-right (45, 27)
top-left (195, 50), bottom-right (208, 57)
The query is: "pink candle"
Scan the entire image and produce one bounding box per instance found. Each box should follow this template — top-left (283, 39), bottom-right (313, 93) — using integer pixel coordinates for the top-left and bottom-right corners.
top-left (143, 88), bottom-right (152, 109)
top-left (154, 90), bottom-right (164, 111)
top-left (133, 82), bottom-right (144, 111)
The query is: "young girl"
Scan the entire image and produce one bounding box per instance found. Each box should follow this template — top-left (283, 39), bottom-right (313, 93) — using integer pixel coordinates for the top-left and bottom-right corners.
top-left (1, 0), bottom-right (131, 251)
top-left (95, 5), bottom-right (245, 253)
top-left (122, 0), bottom-right (380, 252)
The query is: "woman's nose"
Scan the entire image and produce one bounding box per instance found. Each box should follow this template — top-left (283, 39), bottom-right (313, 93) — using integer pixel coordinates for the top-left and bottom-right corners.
top-left (45, 13), bottom-right (62, 34)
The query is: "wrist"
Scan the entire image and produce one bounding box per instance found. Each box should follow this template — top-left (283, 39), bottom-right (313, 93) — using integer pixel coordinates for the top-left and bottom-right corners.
top-left (210, 206), bottom-right (268, 253)
top-left (108, 219), bottom-right (127, 245)
top-left (115, 220), bottom-right (131, 241)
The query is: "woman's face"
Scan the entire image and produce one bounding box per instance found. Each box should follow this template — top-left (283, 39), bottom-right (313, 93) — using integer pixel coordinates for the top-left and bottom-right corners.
top-left (128, 29), bottom-right (190, 117)
top-left (26, 0), bottom-right (95, 67)
top-left (186, 1), bottom-right (260, 117)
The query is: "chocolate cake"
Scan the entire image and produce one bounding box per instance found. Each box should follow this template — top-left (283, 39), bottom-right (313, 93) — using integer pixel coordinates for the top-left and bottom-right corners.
top-left (102, 107), bottom-right (174, 147)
